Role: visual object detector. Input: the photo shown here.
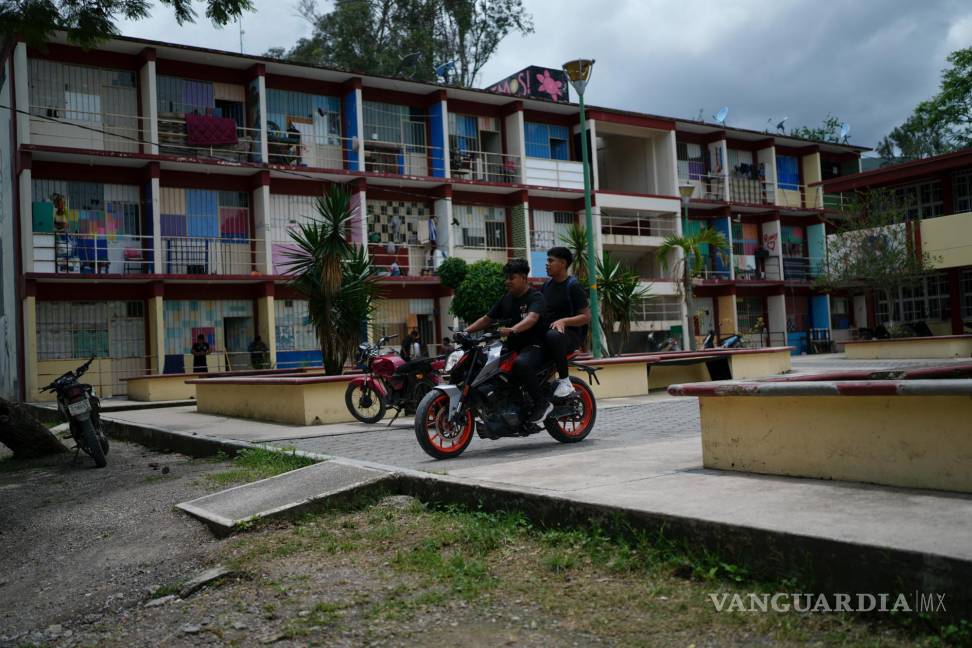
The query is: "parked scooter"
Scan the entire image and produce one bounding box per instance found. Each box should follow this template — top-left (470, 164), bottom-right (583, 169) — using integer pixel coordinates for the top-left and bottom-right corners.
top-left (41, 356), bottom-right (109, 468)
top-left (345, 335), bottom-right (446, 425)
top-left (414, 324), bottom-right (600, 459)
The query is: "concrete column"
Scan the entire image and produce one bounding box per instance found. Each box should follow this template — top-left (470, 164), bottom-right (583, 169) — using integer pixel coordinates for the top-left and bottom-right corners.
top-left (767, 293), bottom-right (787, 347)
top-left (251, 175), bottom-right (272, 273)
top-left (148, 169), bottom-right (163, 273)
top-left (138, 53), bottom-right (159, 154)
top-left (19, 168), bottom-right (32, 272)
top-left (802, 152), bottom-right (822, 209)
top-left (429, 95), bottom-right (450, 179)
top-left (806, 221), bottom-right (826, 276)
top-left (708, 139), bottom-right (729, 201)
top-left (23, 296), bottom-right (36, 399)
top-left (257, 74), bottom-right (269, 163)
top-left (13, 42), bottom-right (29, 146)
top-left (504, 107), bottom-right (526, 183)
top-left (810, 293), bottom-right (831, 337)
top-left (579, 119), bottom-right (599, 191)
top-left (349, 179), bottom-right (367, 246)
top-left (761, 218), bottom-right (784, 280)
top-left (257, 294), bottom-right (277, 367)
top-left (757, 145), bottom-right (777, 203)
top-left (433, 196), bottom-right (453, 257)
top-left (717, 293), bottom-right (738, 336)
top-left (147, 294), bottom-right (165, 373)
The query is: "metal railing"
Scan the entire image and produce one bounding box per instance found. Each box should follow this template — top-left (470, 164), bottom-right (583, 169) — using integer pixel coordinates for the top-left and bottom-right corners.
top-left (734, 256), bottom-right (782, 281)
top-left (158, 115), bottom-right (262, 163)
top-left (739, 331), bottom-right (788, 349)
top-left (368, 242), bottom-right (441, 277)
top-left (677, 174), bottom-right (726, 201)
top-left (775, 183), bottom-right (824, 209)
top-left (782, 256), bottom-right (824, 281)
top-left (601, 213), bottom-right (677, 239)
top-left (30, 106), bottom-right (142, 153)
top-left (162, 236), bottom-right (260, 275)
top-left (823, 192), bottom-right (853, 211)
top-left (523, 157), bottom-right (585, 190)
top-left (31, 233), bottom-right (154, 275)
top-left (266, 127), bottom-right (346, 169)
top-left (729, 177), bottom-right (776, 205)
top-left (695, 256), bottom-right (732, 280)
top-left (451, 244), bottom-right (525, 266)
top-left (633, 297), bottom-right (683, 322)
top-left (450, 149), bottom-right (521, 183)
top-left (362, 141), bottom-right (445, 177)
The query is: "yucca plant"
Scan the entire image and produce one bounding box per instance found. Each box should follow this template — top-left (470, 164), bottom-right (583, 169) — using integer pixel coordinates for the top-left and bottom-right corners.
top-left (558, 224), bottom-right (590, 284)
top-left (284, 186), bottom-right (383, 374)
top-left (656, 228), bottom-right (730, 351)
top-left (596, 252), bottom-right (652, 355)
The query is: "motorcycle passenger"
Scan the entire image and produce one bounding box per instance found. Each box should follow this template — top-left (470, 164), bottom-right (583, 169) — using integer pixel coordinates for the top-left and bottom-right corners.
top-left (542, 247), bottom-right (591, 398)
top-left (462, 258), bottom-right (552, 424)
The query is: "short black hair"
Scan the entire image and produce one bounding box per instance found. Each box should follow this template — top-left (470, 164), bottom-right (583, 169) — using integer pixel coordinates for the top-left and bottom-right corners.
top-left (503, 258), bottom-right (530, 277)
top-left (547, 247), bottom-right (573, 267)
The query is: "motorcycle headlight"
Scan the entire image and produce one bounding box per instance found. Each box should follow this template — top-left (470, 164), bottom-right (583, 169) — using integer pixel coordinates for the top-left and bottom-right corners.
top-left (445, 350), bottom-right (464, 373)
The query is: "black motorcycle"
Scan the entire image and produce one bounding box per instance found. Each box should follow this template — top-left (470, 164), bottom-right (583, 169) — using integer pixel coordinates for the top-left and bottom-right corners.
top-left (41, 357), bottom-right (109, 468)
top-left (414, 325), bottom-right (599, 459)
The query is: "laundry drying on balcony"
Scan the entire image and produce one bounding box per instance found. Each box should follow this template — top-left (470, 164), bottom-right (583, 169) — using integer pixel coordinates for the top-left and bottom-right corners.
top-left (185, 113), bottom-right (239, 147)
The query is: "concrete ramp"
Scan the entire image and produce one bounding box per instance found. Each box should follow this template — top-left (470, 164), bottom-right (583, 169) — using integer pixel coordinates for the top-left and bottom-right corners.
top-left (177, 461), bottom-right (393, 536)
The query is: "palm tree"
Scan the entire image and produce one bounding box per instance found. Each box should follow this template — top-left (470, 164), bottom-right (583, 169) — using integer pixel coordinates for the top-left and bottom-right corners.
top-left (284, 187), bottom-right (383, 374)
top-left (596, 252), bottom-right (652, 355)
top-left (558, 224), bottom-right (590, 284)
top-left (656, 228), bottom-right (730, 351)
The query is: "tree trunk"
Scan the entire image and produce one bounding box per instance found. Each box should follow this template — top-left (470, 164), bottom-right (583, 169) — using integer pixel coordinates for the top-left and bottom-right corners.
top-left (684, 269), bottom-right (697, 352)
top-left (0, 398), bottom-right (69, 459)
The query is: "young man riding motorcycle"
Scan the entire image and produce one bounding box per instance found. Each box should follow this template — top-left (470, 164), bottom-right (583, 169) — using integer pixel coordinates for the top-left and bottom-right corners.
top-left (542, 247), bottom-right (592, 398)
top-left (461, 258), bottom-right (552, 424)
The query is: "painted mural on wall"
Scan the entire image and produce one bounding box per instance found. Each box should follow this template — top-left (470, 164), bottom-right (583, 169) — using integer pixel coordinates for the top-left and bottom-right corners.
top-left (487, 66), bottom-right (570, 103)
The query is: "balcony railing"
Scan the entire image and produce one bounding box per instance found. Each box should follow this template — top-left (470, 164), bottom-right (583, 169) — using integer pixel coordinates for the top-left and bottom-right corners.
top-left (162, 236), bottom-right (260, 275)
top-left (782, 256), bottom-right (823, 281)
top-left (368, 242), bottom-right (440, 277)
top-left (695, 256), bottom-right (732, 280)
top-left (30, 106), bottom-right (142, 154)
top-left (776, 184), bottom-right (824, 210)
top-left (32, 232), bottom-right (154, 274)
top-left (362, 140), bottom-right (444, 177)
top-left (266, 126), bottom-right (346, 170)
top-left (677, 174), bottom-right (726, 201)
top-left (523, 157), bottom-right (585, 190)
top-left (601, 213), bottom-right (677, 239)
top-left (734, 256), bottom-right (782, 281)
top-left (450, 149), bottom-right (520, 183)
top-left (823, 192), bottom-right (853, 211)
top-left (157, 115), bottom-right (262, 163)
top-left (452, 243), bottom-right (525, 265)
top-left (729, 177), bottom-right (775, 205)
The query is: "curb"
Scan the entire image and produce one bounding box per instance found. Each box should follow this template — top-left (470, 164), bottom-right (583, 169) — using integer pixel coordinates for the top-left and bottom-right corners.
top-left (101, 413), bottom-right (972, 622)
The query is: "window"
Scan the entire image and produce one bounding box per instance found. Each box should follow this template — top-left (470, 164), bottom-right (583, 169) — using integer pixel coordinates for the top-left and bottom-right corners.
top-left (449, 113), bottom-right (478, 153)
top-left (876, 272), bottom-right (951, 324)
top-left (954, 171), bottom-right (972, 214)
top-left (892, 180), bottom-right (943, 220)
top-left (963, 269), bottom-right (972, 318)
top-left (525, 122), bottom-right (569, 160)
top-left (736, 297), bottom-right (765, 332)
top-left (731, 222), bottom-right (759, 256)
top-left (531, 210), bottom-right (574, 249)
top-left (634, 296), bottom-right (682, 322)
top-left (677, 142), bottom-right (705, 180)
top-left (455, 205), bottom-right (507, 248)
top-left (776, 155), bottom-right (800, 191)
top-left (363, 101), bottom-right (426, 147)
top-left (831, 297), bottom-right (852, 330)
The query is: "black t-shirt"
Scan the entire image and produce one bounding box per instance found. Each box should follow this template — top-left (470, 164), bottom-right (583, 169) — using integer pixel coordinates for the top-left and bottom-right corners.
top-left (192, 342), bottom-right (210, 356)
top-left (542, 277), bottom-right (589, 340)
top-left (487, 289), bottom-right (546, 350)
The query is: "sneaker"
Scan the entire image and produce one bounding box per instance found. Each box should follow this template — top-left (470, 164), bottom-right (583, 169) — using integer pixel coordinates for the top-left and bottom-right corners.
top-left (528, 400), bottom-right (554, 424)
top-left (553, 378), bottom-right (574, 398)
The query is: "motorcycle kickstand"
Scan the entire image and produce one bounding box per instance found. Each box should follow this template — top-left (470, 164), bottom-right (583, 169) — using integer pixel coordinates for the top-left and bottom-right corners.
top-left (71, 444), bottom-right (82, 465)
top-left (387, 407), bottom-right (403, 427)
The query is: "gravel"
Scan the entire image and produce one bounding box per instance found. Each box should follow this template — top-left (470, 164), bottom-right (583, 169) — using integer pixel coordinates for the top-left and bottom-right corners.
top-left (0, 440), bottom-right (234, 645)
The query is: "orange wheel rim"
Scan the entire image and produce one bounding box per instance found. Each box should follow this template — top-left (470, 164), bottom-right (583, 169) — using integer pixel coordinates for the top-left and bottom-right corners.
top-left (555, 384), bottom-right (592, 437)
top-left (425, 393), bottom-right (472, 453)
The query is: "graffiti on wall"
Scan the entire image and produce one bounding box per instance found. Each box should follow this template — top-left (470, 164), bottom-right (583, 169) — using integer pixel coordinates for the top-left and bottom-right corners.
top-left (487, 66), bottom-right (569, 103)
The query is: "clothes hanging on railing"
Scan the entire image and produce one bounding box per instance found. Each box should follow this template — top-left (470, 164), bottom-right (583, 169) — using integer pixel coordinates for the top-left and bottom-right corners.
top-left (185, 113), bottom-right (238, 146)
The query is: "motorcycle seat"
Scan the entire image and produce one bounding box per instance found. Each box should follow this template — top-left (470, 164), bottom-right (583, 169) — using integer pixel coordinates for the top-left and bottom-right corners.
top-left (395, 358), bottom-right (434, 375)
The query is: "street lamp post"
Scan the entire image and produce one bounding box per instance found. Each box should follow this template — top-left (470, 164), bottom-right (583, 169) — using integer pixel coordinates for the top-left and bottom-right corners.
top-left (678, 184), bottom-right (694, 234)
top-left (563, 59), bottom-right (602, 358)
top-left (677, 184), bottom-right (695, 351)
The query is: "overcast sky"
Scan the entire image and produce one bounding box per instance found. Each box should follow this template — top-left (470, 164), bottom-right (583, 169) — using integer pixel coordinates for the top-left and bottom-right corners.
top-left (119, 0), bottom-right (972, 152)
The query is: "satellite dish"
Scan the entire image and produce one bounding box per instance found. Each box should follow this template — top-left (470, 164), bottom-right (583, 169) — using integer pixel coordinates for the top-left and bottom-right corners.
top-left (839, 122), bottom-right (850, 142)
top-left (713, 106), bottom-right (729, 125)
top-left (696, 108), bottom-right (704, 122)
top-left (434, 60), bottom-right (456, 81)
top-left (776, 116), bottom-right (788, 133)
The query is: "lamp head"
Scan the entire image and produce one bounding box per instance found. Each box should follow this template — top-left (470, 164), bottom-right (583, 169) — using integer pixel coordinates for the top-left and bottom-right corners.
top-left (562, 59), bottom-right (595, 95)
top-left (678, 184), bottom-right (695, 204)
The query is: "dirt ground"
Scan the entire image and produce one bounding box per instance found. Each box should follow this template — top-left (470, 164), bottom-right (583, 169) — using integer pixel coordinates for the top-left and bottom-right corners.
top-left (0, 439), bottom-right (953, 648)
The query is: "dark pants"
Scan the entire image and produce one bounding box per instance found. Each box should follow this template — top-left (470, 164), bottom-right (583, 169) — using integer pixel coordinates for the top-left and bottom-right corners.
top-left (193, 359), bottom-right (208, 373)
top-left (511, 344), bottom-right (546, 404)
top-left (545, 329), bottom-right (580, 379)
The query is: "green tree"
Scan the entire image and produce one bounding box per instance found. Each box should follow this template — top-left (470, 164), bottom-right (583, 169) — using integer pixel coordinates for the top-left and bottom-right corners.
top-left (558, 224), bottom-right (590, 284)
top-left (0, 0), bottom-right (254, 49)
top-left (790, 113), bottom-right (845, 143)
top-left (267, 0), bottom-right (533, 87)
top-left (435, 255), bottom-right (468, 289)
top-left (814, 189), bottom-right (939, 330)
top-left (656, 228), bottom-right (730, 351)
top-left (449, 259), bottom-right (504, 324)
top-left (595, 252), bottom-right (651, 355)
top-left (284, 186), bottom-right (383, 374)
top-left (878, 47), bottom-right (972, 160)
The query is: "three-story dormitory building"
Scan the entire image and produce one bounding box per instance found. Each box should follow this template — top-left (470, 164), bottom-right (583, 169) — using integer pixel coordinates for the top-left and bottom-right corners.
top-left (0, 33), bottom-right (866, 400)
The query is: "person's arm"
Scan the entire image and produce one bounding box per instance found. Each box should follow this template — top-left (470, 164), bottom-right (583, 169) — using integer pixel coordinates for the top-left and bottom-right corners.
top-left (498, 312), bottom-right (539, 338)
top-left (464, 314), bottom-right (493, 334)
top-left (551, 307), bottom-right (591, 333)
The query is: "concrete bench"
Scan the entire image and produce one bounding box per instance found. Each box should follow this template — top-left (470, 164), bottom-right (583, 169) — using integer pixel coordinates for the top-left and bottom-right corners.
top-left (186, 374), bottom-right (356, 425)
top-left (843, 334), bottom-right (972, 360)
top-left (668, 364), bottom-right (972, 493)
top-left (125, 367), bottom-right (327, 402)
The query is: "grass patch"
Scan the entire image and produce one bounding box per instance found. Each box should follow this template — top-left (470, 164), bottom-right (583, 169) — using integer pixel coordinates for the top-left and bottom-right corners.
top-left (206, 447), bottom-right (318, 487)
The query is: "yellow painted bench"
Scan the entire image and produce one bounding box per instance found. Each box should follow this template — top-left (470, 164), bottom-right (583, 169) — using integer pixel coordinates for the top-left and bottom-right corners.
top-left (124, 367), bottom-right (332, 402)
top-left (843, 334), bottom-right (972, 359)
top-left (186, 374), bottom-right (356, 425)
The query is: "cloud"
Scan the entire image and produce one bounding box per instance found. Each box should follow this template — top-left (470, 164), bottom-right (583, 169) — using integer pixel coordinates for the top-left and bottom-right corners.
top-left (120, 0), bottom-right (972, 149)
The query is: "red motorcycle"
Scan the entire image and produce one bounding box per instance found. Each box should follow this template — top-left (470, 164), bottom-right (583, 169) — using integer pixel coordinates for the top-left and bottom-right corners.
top-left (345, 334), bottom-right (446, 424)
